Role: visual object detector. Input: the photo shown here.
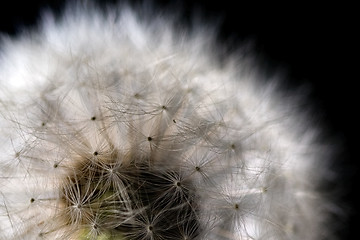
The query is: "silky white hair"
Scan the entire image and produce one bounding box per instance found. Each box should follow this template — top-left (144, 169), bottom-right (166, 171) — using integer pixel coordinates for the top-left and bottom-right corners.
top-left (0, 1), bottom-right (336, 240)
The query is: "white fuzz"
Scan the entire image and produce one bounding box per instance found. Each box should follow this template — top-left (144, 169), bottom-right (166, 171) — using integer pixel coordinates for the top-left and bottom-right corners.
top-left (0, 2), bottom-right (335, 240)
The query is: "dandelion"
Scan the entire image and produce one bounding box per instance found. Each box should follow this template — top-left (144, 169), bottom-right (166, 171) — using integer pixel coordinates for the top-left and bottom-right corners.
top-left (0, 1), bottom-right (337, 240)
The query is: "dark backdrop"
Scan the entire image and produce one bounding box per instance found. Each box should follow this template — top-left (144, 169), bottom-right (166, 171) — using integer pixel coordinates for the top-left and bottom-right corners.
top-left (0, 1), bottom-right (357, 239)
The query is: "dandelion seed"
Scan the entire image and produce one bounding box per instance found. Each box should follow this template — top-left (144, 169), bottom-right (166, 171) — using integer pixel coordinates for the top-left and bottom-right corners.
top-left (0, 1), bottom-right (339, 240)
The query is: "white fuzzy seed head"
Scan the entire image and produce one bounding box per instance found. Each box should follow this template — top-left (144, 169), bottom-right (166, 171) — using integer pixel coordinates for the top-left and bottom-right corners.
top-left (0, 2), bottom-right (336, 240)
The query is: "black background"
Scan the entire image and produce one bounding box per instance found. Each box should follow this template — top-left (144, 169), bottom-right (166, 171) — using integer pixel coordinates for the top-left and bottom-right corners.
top-left (0, 1), bottom-right (357, 239)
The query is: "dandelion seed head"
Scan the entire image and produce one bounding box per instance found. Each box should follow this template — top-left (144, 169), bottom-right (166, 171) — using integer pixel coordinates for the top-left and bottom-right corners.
top-left (0, 1), bottom-right (339, 240)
